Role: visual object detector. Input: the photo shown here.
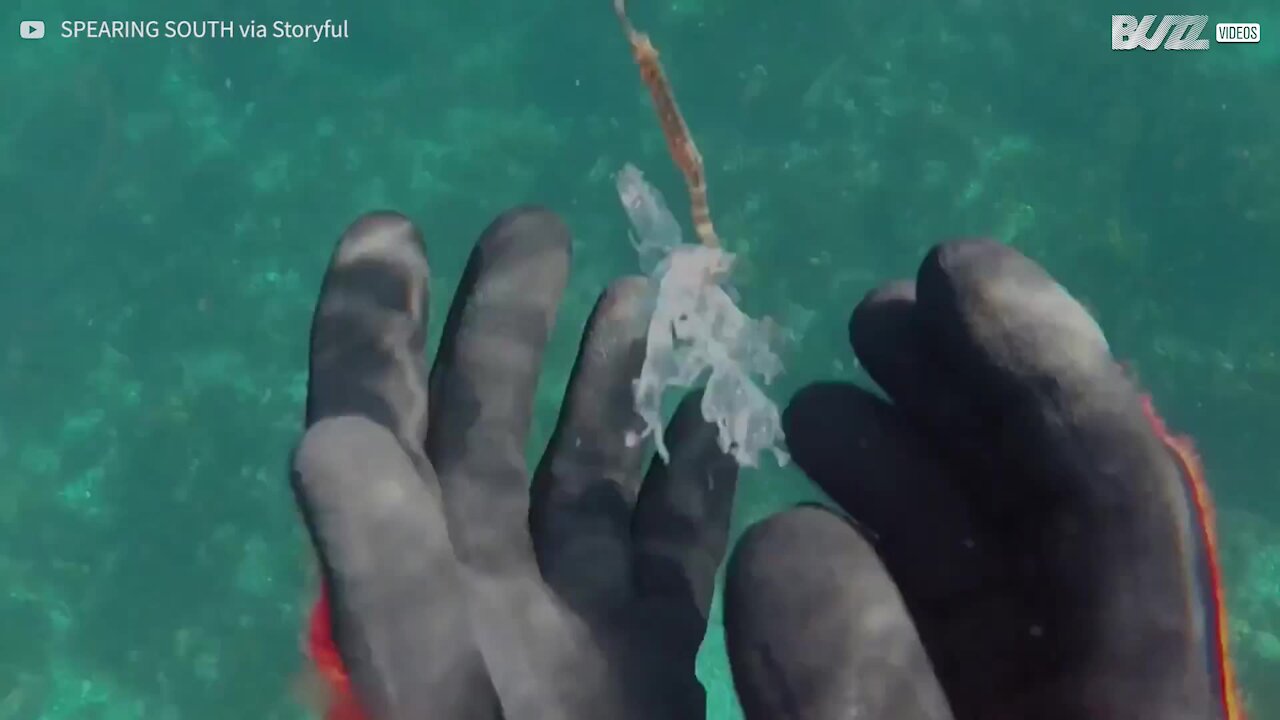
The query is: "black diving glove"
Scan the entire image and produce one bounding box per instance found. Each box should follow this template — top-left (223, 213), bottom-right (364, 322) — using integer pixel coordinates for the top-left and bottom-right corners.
top-left (290, 208), bottom-right (738, 720)
top-left (723, 239), bottom-right (1244, 720)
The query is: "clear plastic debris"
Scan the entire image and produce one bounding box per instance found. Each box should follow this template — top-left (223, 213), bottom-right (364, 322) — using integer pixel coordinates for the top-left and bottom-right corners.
top-left (616, 164), bottom-right (788, 468)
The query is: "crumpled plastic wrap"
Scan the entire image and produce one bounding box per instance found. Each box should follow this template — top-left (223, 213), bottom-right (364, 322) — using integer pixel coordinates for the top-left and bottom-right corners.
top-left (616, 163), bottom-right (788, 468)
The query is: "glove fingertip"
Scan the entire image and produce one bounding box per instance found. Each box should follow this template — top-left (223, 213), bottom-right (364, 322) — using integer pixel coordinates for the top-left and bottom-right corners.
top-left (726, 507), bottom-right (954, 720)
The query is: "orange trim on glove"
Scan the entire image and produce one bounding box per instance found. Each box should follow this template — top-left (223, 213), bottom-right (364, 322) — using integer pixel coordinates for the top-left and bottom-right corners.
top-left (306, 587), bottom-right (368, 720)
top-left (1139, 394), bottom-right (1246, 720)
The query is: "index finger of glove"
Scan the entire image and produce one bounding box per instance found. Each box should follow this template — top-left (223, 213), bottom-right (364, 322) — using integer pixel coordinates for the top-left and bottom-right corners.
top-left (425, 207), bottom-right (570, 575)
top-left (529, 276), bottom-right (652, 613)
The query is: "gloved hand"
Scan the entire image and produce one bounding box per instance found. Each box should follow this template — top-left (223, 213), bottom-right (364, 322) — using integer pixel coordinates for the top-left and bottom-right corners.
top-left (290, 208), bottom-right (738, 720)
top-left (722, 239), bottom-right (1244, 720)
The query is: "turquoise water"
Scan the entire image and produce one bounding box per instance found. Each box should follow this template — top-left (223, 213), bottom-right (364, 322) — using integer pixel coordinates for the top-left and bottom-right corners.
top-left (1, 1), bottom-right (1277, 717)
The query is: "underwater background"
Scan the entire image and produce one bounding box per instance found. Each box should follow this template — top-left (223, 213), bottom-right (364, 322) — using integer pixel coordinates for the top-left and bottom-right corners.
top-left (1, 0), bottom-right (1278, 717)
